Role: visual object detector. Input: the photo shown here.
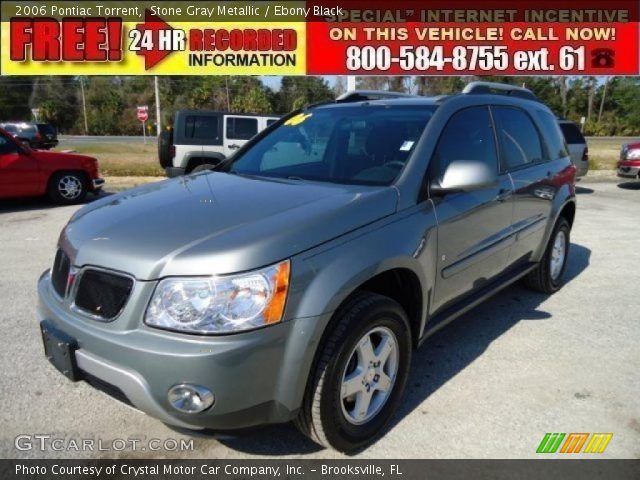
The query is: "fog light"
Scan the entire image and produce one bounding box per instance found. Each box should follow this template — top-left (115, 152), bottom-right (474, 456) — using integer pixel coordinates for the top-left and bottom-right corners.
top-left (168, 384), bottom-right (214, 413)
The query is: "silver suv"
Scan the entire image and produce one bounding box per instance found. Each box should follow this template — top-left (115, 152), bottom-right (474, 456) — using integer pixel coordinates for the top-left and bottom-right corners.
top-left (38, 83), bottom-right (577, 452)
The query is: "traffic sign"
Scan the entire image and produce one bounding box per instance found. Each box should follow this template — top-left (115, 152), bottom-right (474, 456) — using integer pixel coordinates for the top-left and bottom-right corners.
top-left (137, 105), bottom-right (149, 122)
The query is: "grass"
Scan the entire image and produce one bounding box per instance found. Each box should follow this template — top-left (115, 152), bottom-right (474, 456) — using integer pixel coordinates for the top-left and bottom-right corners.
top-left (54, 141), bottom-right (164, 177)
top-left (586, 137), bottom-right (635, 171)
top-left (54, 136), bottom-right (638, 177)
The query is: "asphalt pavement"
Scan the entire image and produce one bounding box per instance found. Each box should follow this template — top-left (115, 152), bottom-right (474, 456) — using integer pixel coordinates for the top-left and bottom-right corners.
top-left (0, 179), bottom-right (638, 459)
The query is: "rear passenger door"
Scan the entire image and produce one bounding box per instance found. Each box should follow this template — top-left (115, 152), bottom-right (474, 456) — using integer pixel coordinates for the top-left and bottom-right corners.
top-left (430, 106), bottom-right (515, 314)
top-left (224, 116), bottom-right (258, 156)
top-left (492, 107), bottom-right (561, 265)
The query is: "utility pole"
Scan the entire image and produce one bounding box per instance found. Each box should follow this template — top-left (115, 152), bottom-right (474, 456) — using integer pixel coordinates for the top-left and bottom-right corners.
top-left (347, 75), bottom-right (357, 92)
top-left (80, 77), bottom-right (88, 135)
top-left (598, 77), bottom-right (609, 124)
top-left (154, 76), bottom-right (162, 135)
top-left (225, 76), bottom-right (231, 110)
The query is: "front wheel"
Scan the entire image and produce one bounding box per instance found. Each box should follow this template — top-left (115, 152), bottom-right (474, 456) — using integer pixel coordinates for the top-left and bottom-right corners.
top-left (295, 292), bottom-right (412, 452)
top-left (48, 172), bottom-right (88, 204)
top-left (524, 217), bottom-right (570, 294)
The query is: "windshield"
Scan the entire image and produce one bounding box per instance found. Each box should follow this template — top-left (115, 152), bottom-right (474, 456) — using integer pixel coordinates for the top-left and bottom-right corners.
top-left (225, 105), bottom-right (437, 186)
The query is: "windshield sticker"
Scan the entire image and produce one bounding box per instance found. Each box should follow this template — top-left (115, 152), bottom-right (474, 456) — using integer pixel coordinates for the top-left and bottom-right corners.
top-left (284, 113), bottom-right (312, 126)
top-left (399, 140), bottom-right (415, 151)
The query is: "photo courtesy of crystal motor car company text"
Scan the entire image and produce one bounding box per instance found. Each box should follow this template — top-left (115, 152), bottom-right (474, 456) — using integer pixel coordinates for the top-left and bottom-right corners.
top-left (0, 1), bottom-right (639, 477)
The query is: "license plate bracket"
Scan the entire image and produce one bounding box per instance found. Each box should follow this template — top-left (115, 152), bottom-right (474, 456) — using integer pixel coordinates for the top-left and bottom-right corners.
top-left (40, 321), bottom-right (80, 381)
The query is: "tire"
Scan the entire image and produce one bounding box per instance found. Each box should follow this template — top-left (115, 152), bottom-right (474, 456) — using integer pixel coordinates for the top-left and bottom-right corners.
top-left (158, 130), bottom-right (173, 168)
top-left (191, 163), bottom-right (217, 174)
top-left (48, 171), bottom-right (88, 205)
top-left (523, 217), bottom-right (570, 294)
top-left (295, 292), bottom-right (412, 452)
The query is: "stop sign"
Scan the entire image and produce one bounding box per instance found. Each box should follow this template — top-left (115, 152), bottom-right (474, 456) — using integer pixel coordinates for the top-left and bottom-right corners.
top-left (137, 106), bottom-right (148, 122)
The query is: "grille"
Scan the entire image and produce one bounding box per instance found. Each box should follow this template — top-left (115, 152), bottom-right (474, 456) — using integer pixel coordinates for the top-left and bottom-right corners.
top-left (74, 270), bottom-right (134, 320)
top-left (51, 249), bottom-right (70, 297)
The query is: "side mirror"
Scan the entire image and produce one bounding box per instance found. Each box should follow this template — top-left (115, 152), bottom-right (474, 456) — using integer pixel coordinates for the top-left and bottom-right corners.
top-left (430, 159), bottom-right (498, 196)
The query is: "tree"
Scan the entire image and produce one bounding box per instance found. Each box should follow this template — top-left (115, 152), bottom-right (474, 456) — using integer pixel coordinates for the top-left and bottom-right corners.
top-left (232, 85), bottom-right (272, 113)
top-left (0, 77), bottom-right (35, 120)
top-left (276, 77), bottom-right (334, 113)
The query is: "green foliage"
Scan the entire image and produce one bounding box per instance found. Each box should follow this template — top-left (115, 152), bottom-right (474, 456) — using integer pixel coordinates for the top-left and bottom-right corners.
top-left (1, 76), bottom-right (639, 136)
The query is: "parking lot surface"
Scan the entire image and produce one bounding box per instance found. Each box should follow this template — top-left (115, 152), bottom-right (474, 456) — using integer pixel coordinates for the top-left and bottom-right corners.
top-left (0, 179), bottom-right (638, 459)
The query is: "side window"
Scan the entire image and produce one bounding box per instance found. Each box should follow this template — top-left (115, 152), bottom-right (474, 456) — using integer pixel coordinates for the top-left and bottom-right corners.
top-left (559, 122), bottom-right (586, 145)
top-left (0, 135), bottom-right (18, 155)
top-left (432, 106), bottom-right (498, 178)
top-left (267, 119), bottom-right (278, 127)
top-left (227, 117), bottom-right (258, 140)
top-left (536, 111), bottom-right (569, 160)
top-left (184, 115), bottom-right (220, 142)
top-left (493, 107), bottom-right (545, 170)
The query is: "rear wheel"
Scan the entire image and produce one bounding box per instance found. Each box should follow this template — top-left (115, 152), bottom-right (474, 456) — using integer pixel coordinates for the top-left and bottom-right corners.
top-left (524, 217), bottom-right (570, 294)
top-left (48, 172), bottom-right (87, 204)
top-left (295, 292), bottom-right (412, 452)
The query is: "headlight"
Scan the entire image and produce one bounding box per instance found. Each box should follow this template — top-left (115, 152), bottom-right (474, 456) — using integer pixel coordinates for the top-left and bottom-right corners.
top-left (145, 260), bottom-right (290, 334)
top-left (626, 149), bottom-right (640, 160)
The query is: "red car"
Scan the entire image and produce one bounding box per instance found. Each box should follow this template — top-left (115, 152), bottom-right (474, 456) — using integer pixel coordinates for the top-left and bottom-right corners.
top-left (618, 141), bottom-right (640, 181)
top-left (0, 128), bottom-right (104, 204)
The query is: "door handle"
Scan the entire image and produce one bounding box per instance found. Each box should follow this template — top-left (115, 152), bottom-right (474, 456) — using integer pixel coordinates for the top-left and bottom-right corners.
top-left (229, 144), bottom-right (240, 149)
top-left (495, 188), bottom-right (512, 202)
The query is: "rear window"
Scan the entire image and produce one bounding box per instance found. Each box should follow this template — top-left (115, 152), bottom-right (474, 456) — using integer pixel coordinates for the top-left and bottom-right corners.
top-left (559, 123), bottom-right (586, 145)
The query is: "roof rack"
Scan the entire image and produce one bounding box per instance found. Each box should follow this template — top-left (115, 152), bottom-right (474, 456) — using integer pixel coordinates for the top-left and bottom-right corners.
top-left (336, 90), bottom-right (418, 103)
top-left (462, 81), bottom-right (538, 102)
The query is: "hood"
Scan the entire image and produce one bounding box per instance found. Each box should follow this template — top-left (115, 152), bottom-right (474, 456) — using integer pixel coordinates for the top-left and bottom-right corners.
top-left (61, 172), bottom-right (398, 280)
top-left (31, 149), bottom-right (95, 163)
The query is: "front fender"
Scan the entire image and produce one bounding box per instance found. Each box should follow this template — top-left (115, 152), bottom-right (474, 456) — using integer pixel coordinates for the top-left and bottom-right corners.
top-left (273, 207), bottom-right (437, 413)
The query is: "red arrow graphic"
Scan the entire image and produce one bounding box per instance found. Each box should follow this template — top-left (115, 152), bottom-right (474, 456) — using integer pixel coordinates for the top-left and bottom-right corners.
top-left (133, 10), bottom-right (175, 70)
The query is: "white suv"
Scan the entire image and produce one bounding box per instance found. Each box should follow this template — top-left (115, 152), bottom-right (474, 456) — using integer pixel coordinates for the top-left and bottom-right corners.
top-left (159, 110), bottom-right (279, 176)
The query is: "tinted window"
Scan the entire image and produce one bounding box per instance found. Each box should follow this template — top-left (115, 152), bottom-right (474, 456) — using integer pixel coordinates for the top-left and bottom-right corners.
top-left (432, 106), bottom-right (498, 178)
top-left (2, 125), bottom-right (18, 134)
top-left (0, 135), bottom-right (18, 154)
top-left (227, 106), bottom-right (436, 186)
top-left (37, 124), bottom-right (57, 135)
top-left (493, 107), bottom-right (545, 170)
top-left (536, 111), bottom-right (569, 159)
top-left (184, 115), bottom-right (219, 140)
top-left (559, 122), bottom-right (586, 145)
top-left (267, 119), bottom-right (278, 126)
top-left (227, 117), bottom-right (258, 140)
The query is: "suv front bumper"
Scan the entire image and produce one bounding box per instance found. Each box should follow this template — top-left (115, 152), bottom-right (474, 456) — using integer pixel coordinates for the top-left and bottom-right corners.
top-left (36, 271), bottom-right (319, 430)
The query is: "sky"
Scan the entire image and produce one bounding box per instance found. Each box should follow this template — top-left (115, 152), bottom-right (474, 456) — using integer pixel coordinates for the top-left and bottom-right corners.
top-left (259, 75), bottom-right (338, 90)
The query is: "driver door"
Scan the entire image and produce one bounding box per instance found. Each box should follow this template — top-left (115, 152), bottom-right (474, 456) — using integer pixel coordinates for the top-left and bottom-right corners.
top-left (428, 106), bottom-right (515, 314)
top-left (0, 134), bottom-right (40, 199)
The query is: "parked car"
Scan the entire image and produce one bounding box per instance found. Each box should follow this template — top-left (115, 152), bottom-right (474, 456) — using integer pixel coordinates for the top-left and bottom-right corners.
top-left (158, 110), bottom-right (280, 176)
top-left (618, 141), bottom-right (640, 181)
top-left (38, 83), bottom-right (576, 452)
top-left (0, 121), bottom-right (41, 148)
top-left (0, 128), bottom-right (103, 203)
top-left (36, 123), bottom-right (59, 149)
top-left (558, 120), bottom-right (589, 178)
